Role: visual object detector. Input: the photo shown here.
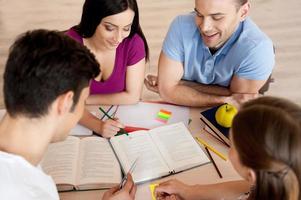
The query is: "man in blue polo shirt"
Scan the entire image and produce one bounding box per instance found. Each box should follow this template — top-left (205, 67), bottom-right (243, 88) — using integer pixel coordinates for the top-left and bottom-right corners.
top-left (145, 0), bottom-right (274, 107)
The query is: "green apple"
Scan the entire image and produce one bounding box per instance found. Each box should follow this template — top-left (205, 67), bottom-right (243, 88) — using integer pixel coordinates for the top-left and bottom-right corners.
top-left (215, 104), bottom-right (238, 128)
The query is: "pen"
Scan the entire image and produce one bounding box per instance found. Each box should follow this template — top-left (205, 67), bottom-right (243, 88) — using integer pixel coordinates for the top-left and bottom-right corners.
top-left (195, 137), bottom-right (227, 161)
top-left (98, 107), bottom-right (128, 136)
top-left (202, 127), bottom-right (229, 147)
top-left (205, 147), bottom-right (223, 178)
top-left (100, 105), bottom-right (114, 120)
top-left (119, 156), bottom-right (139, 189)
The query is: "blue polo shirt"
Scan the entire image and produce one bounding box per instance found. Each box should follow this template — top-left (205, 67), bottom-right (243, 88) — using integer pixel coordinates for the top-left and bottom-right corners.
top-left (162, 13), bottom-right (275, 87)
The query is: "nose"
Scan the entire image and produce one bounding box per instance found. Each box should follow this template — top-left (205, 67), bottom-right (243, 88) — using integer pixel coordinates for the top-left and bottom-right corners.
top-left (114, 31), bottom-right (123, 43)
top-left (199, 17), bottom-right (212, 33)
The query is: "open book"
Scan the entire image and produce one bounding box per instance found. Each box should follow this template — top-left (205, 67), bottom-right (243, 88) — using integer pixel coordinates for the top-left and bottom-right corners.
top-left (41, 122), bottom-right (209, 191)
top-left (41, 136), bottom-right (121, 191)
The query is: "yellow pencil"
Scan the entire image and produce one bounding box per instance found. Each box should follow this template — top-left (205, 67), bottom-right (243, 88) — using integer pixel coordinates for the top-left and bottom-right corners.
top-left (195, 137), bottom-right (227, 161)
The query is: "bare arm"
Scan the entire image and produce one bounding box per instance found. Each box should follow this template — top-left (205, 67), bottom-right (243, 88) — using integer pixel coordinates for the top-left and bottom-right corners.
top-left (157, 51), bottom-right (230, 107)
top-left (155, 179), bottom-right (250, 200)
top-left (151, 51), bottom-right (266, 107)
top-left (86, 59), bottom-right (146, 105)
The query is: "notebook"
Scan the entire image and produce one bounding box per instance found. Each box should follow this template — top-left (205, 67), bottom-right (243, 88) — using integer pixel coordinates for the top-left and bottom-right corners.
top-left (105, 102), bottom-right (190, 129)
top-left (200, 106), bottom-right (230, 146)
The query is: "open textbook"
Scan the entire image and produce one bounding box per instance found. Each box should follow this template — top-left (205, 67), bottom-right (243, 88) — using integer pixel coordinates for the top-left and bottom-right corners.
top-left (41, 122), bottom-right (209, 191)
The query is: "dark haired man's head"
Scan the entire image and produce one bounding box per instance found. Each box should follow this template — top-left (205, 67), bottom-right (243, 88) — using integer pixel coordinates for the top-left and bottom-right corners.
top-left (4, 29), bottom-right (100, 118)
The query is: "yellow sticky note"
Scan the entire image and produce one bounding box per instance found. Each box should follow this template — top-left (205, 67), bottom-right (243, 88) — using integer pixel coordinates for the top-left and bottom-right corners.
top-left (149, 183), bottom-right (159, 200)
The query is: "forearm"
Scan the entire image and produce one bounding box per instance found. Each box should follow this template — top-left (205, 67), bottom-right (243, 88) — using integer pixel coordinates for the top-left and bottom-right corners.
top-left (86, 91), bottom-right (141, 105)
top-left (159, 84), bottom-right (229, 107)
top-left (183, 180), bottom-right (250, 200)
top-left (180, 80), bottom-right (231, 96)
top-left (79, 109), bottom-right (102, 133)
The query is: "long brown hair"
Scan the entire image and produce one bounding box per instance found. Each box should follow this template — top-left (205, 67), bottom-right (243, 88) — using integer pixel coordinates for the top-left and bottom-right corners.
top-left (232, 96), bottom-right (301, 200)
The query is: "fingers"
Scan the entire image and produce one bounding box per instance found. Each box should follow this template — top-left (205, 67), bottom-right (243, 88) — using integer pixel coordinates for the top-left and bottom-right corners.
top-left (118, 174), bottom-right (136, 199)
top-left (144, 77), bottom-right (159, 93)
top-left (107, 185), bottom-right (120, 195)
top-left (123, 173), bottom-right (135, 192)
top-left (146, 74), bottom-right (158, 85)
top-left (101, 119), bottom-right (125, 138)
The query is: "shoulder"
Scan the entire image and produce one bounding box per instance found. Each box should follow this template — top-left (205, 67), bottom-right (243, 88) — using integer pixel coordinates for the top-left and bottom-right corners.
top-left (122, 33), bottom-right (145, 51)
top-left (66, 27), bottom-right (83, 44)
top-left (237, 18), bottom-right (274, 54)
top-left (0, 151), bottom-right (58, 199)
top-left (171, 13), bottom-right (196, 28)
top-left (169, 13), bottom-right (198, 35)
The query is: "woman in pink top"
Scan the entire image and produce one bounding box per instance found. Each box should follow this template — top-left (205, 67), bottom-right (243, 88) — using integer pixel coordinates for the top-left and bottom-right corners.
top-left (67, 0), bottom-right (149, 138)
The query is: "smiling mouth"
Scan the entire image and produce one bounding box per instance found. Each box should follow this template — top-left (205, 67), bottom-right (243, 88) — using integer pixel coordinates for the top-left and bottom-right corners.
top-left (202, 32), bottom-right (219, 39)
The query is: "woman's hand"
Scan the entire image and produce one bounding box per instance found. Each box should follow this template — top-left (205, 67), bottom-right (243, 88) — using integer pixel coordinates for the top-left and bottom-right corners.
top-left (97, 118), bottom-right (124, 138)
top-left (155, 179), bottom-right (190, 200)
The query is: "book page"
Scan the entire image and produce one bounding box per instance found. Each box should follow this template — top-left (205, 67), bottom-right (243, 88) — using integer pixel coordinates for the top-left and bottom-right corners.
top-left (110, 131), bottom-right (170, 183)
top-left (150, 123), bottom-right (209, 172)
top-left (41, 136), bottom-right (79, 186)
top-left (76, 137), bottom-right (121, 187)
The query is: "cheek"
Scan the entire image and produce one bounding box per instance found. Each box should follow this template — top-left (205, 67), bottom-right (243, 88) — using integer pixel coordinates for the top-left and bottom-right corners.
top-left (95, 28), bottom-right (113, 40)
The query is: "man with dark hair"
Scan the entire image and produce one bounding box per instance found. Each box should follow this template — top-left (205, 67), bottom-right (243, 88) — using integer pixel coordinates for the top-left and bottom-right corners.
top-left (145, 0), bottom-right (275, 107)
top-left (0, 29), bottom-right (136, 200)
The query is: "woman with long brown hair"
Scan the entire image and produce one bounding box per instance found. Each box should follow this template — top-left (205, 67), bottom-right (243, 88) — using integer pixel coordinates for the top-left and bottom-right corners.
top-left (155, 96), bottom-right (301, 200)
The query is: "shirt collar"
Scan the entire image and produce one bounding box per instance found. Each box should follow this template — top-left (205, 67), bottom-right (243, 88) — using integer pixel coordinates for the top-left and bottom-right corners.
top-left (200, 20), bottom-right (244, 57)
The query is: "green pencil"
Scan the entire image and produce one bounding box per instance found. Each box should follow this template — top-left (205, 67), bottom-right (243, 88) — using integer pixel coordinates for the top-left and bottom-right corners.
top-left (98, 107), bottom-right (128, 136)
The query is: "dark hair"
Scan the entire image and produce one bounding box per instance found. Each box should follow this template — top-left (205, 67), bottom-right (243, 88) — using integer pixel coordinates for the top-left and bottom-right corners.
top-left (237, 0), bottom-right (248, 6)
top-left (4, 29), bottom-right (100, 118)
top-left (76, 0), bottom-right (149, 61)
top-left (232, 96), bottom-right (301, 200)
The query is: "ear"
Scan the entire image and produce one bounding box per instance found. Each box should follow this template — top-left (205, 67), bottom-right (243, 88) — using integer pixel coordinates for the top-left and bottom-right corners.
top-left (245, 168), bottom-right (256, 185)
top-left (239, 2), bottom-right (250, 21)
top-left (56, 91), bottom-right (74, 116)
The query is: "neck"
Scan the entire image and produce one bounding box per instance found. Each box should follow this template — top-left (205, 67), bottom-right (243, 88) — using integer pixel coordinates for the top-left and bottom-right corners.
top-left (0, 114), bottom-right (56, 166)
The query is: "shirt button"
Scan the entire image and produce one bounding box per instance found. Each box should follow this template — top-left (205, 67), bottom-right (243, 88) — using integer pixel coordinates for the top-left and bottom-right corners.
top-left (206, 59), bottom-right (214, 67)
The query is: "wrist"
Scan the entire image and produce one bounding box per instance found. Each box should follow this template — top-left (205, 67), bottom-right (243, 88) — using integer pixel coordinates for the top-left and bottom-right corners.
top-left (91, 119), bottom-right (104, 136)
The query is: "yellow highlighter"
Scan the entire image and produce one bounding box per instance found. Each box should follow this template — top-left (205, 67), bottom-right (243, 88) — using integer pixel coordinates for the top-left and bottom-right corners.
top-left (149, 183), bottom-right (159, 200)
top-left (195, 137), bottom-right (227, 161)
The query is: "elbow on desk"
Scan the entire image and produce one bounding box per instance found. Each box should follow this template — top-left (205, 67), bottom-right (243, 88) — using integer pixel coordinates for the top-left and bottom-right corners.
top-left (158, 86), bottom-right (175, 104)
top-left (123, 93), bottom-right (141, 104)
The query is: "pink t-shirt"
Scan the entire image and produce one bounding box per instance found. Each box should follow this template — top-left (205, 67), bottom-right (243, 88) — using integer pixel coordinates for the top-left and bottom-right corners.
top-left (66, 28), bottom-right (146, 94)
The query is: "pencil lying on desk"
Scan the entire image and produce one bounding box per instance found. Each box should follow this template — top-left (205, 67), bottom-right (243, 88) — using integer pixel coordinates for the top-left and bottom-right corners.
top-left (205, 147), bottom-right (223, 178)
top-left (195, 136), bottom-right (227, 161)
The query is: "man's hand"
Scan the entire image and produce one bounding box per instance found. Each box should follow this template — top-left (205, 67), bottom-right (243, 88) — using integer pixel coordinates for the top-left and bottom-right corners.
top-left (144, 74), bottom-right (159, 93)
top-left (226, 93), bottom-right (261, 109)
top-left (102, 174), bottom-right (136, 200)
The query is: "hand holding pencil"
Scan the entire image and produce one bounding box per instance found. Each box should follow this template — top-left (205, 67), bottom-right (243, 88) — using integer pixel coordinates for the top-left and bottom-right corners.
top-left (98, 107), bottom-right (125, 138)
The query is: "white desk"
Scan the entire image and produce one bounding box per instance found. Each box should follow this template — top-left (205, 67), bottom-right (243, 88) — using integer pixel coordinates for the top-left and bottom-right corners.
top-left (60, 107), bottom-right (241, 200)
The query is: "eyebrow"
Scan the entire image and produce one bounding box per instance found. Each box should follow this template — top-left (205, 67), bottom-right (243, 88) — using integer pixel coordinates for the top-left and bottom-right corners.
top-left (194, 8), bottom-right (225, 17)
top-left (103, 21), bottom-right (132, 28)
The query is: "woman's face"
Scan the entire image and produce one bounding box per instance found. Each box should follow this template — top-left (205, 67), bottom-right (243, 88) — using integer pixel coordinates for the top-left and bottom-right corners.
top-left (93, 8), bottom-right (135, 50)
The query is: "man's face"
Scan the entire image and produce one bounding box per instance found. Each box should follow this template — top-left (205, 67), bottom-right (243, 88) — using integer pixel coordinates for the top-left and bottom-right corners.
top-left (52, 87), bottom-right (89, 142)
top-left (194, 0), bottom-right (248, 50)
